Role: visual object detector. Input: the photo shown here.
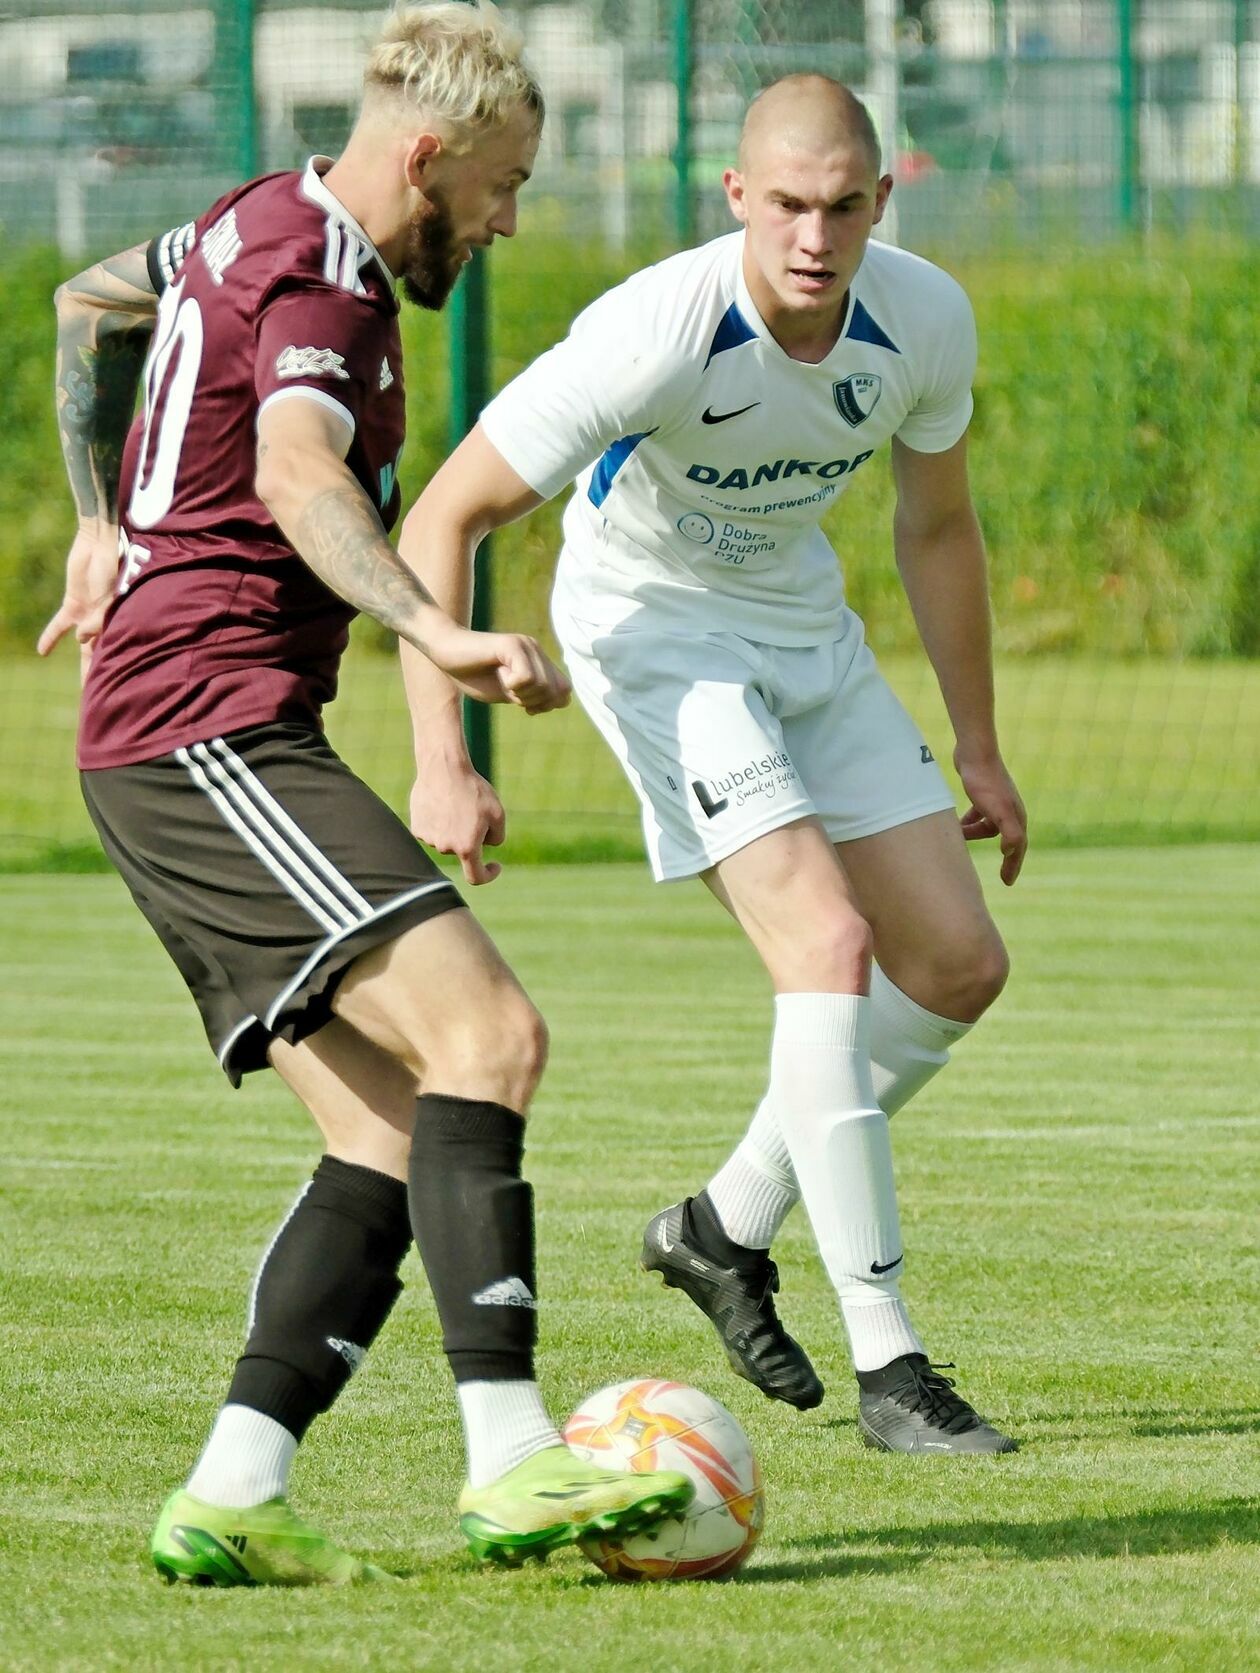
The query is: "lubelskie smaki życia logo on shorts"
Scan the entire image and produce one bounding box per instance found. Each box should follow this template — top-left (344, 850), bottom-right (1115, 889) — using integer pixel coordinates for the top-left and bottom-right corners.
top-left (691, 752), bottom-right (797, 818)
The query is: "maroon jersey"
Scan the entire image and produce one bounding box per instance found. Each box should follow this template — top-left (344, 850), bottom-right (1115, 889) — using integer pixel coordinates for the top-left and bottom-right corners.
top-left (78, 159), bottom-right (406, 768)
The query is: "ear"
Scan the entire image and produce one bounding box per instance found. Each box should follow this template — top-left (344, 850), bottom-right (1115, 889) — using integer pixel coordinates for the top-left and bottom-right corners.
top-left (723, 167), bottom-right (749, 225)
top-left (403, 130), bottom-right (443, 189)
top-left (872, 172), bottom-right (894, 225)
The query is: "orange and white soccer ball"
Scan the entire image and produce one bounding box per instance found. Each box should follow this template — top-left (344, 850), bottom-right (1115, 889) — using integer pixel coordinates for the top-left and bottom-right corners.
top-left (563, 1378), bottom-right (763, 1580)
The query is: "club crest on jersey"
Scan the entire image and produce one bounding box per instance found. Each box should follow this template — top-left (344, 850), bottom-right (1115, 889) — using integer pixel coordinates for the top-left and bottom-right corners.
top-left (275, 345), bottom-right (349, 380)
top-left (833, 373), bottom-right (882, 427)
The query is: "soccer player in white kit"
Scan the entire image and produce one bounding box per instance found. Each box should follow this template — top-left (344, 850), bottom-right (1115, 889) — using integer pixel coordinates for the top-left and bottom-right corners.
top-left (402, 75), bottom-right (1028, 1453)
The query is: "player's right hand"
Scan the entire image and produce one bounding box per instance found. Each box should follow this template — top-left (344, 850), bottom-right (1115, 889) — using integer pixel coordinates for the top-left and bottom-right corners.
top-left (37, 523), bottom-right (121, 677)
top-left (428, 625), bottom-right (571, 714)
top-left (410, 764), bottom-right (507, 885)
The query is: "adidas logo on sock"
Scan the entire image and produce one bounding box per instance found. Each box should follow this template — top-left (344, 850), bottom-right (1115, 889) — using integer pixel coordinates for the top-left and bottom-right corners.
top-left (471, 1276), bottom-right (536, 1309)
top-left (326, 1336), bottom-right (367, 1371)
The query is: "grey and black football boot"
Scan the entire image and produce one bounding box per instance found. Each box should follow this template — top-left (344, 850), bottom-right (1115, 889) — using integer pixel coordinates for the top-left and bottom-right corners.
top-left (641, 1200), bottom-right (824, 1410)
top-left (857, 1354), bottom-right (1018, 1453)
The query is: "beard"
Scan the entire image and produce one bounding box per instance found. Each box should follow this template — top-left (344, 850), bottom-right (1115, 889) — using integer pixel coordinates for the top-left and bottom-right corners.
top-left (400, 186), bottom-right (464, 310)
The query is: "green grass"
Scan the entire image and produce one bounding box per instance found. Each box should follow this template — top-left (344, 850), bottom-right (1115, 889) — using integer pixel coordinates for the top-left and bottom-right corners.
top-left (5, 643), bottom-right (1260, 868)
top-left (2, 852), bottom-right (1258, 1669)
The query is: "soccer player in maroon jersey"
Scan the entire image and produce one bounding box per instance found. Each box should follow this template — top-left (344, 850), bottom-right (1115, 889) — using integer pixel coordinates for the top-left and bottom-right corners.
top-left (39, 2), bottom-right (690, 1584)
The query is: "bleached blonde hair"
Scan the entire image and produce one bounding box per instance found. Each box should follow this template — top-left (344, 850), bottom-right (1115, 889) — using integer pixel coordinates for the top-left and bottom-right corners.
top-left (365, 3), bottom-right (544, 142)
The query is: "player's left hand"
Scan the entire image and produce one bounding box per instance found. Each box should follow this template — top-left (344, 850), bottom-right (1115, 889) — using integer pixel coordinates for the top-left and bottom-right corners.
top-left (955, 750), bottom-right (1028, 885)
top-left (410, 763), bottom-right (507, 886)
top-left (37, 522), bottom-right (121, 680)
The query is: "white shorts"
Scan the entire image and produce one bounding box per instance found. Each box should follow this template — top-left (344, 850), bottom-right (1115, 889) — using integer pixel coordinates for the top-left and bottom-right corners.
top-left (554, 601), bottom-right (957, 881)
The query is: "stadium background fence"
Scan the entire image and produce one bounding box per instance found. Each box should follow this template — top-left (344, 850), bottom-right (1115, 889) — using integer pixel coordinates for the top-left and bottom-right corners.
top-left (2, 0), bottom-right (1258, 866)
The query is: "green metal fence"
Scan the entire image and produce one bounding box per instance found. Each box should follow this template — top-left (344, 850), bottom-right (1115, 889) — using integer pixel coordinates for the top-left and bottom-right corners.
top-left (3, 1), bottom-right (1257, 255)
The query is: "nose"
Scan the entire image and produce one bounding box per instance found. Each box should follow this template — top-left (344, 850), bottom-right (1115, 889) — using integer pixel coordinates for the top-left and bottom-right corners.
top-left (489, 196), bottom-right (518, 240)
top-left (800, 209), bottom-right (829, 254)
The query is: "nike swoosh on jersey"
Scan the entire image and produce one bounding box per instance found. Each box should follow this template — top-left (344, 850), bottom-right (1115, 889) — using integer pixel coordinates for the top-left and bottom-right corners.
top-left (701, 401), bottom-right (761, 424)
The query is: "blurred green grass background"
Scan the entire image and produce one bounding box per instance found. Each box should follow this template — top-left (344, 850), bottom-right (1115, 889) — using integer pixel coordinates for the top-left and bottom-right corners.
top-left (4, 236), bottom-right (1258, 867)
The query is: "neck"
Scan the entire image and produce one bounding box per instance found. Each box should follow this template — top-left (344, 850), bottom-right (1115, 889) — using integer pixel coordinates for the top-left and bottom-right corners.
top-left (322, 135), bottom-right (407, 273)
top-left (741, 251), bottom-right (847, 364)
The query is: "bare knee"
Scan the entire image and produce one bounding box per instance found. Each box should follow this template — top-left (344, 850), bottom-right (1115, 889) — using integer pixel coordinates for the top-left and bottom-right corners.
top-left (891, 930), bottom-right (1009, 1023)
top-left (780, 908), bottom-right (875, 993)
top-left (495, 998), bottom-right (549, 1110)
top-left (425, 991), bottom-right (549, 1114)
top-left (976, 937), bottom-right (1011, 1009)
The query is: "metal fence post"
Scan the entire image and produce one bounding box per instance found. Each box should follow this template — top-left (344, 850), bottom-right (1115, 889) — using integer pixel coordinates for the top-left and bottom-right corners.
top-left (214, 0), bottom-right (257, 178)
top-left (449, 251), bottom-right (493, 779)
top-left (1116, 0), bottom-right (1140, 231)
top-left (448, 0), bottom-right (492, 781)
top-left (672, 0), bottom-right (694, 247)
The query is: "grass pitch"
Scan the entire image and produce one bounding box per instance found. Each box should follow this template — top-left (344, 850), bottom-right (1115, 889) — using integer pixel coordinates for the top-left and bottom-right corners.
top-left (1, 850), bottom-right (1258, 1671)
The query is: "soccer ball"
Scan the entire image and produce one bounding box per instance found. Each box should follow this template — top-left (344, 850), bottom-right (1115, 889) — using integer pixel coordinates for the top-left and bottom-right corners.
top-left (563, 1378), bottom-right (763, 1581)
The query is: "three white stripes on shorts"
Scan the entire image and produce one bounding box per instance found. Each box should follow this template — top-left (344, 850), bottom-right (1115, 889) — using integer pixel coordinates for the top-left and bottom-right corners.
top-left (175, 736), bottom-right (452, 1058)
top-left (176, 738), bottom-right (371, 933)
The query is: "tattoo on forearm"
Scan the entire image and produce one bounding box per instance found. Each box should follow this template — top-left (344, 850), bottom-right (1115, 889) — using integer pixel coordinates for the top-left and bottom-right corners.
top-left (297, 486), bottom-right (438, 644)
top-left (54, 244), bottom-right (156, 521)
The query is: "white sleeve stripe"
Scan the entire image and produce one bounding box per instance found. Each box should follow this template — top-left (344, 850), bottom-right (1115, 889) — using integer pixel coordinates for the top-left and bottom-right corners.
top-left (256, 385), bottom-right (357, 438)
top-left (322, 216), bottom-right (368, 296)
top-left (323, 219), bottom-right (341, 285)
top-left (157, 221), bottom-right (197, 284)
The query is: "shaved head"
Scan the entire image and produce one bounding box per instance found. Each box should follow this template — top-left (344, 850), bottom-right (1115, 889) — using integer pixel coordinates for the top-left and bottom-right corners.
top-left (738, 75), bottom-right (881, 176)
top-left (723, 73), bottom-right (891, 353)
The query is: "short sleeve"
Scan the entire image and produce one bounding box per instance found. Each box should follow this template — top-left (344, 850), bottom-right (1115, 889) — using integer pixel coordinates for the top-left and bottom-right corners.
top-left (254, 287), bottom-right (390, 440)
top-left (895, 281), bottom-right (977, 454)
top-left (480, 284), bottom-right (688, 500)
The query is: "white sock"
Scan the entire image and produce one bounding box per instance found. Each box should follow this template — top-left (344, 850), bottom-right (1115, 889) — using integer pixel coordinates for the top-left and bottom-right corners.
top-left (770, 992), bottom-right (924, 1372)
top-left (870, 966), bottom-right (972, 1115)
top-left (457, 1380), bottom-right (563, 1489)
top-left (185, 1404), bottom-right (298, 1509)
top-left (704, 1096), bottom-right (795, 1248)
top-left (704, 968), bottom-right (973, 1246)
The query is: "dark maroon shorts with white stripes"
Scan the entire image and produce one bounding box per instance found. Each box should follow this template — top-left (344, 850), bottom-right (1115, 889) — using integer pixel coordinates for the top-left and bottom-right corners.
top-left (81, 721), bottom-right (464, 1085)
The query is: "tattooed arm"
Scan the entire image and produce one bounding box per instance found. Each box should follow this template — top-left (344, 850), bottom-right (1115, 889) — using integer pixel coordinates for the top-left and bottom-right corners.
top-left (254, 395), bottom-right (569, 712)
top-left (39, 242), bottom-right (158, 660)
top-left (54, 242), bottom-right (156, 521)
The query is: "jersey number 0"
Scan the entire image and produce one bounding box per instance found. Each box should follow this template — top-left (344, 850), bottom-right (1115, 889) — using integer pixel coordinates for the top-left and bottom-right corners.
top-left (129, 277), bottom-right (204, 529)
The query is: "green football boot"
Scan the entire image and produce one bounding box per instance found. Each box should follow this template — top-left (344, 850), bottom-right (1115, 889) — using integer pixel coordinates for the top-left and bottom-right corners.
top-left (150, 1489), bottom-right (392, 1587)
top-left (458, 1445), bottom-right (694, 1568)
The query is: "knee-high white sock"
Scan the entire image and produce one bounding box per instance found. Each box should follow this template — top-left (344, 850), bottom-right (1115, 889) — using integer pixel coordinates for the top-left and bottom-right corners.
top-left (704, 968), bottom-right (973, 1248)
top-left (771, 992), bottom-right (924, 1372)
top-left (870, 967), bottom-right (972, 1115)
top-left (704, 1095), bottom-right (795, 1249)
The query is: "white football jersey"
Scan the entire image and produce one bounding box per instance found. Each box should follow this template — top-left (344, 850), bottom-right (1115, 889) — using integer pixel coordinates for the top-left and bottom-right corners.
top-left (480, 231), bottom-right (976, 645)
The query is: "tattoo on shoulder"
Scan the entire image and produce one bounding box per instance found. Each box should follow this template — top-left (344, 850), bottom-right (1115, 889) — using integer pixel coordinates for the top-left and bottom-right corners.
top-left (67, 243), bottom-right (157, 309)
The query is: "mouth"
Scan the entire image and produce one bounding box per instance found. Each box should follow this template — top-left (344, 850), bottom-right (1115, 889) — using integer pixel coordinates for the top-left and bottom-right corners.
top-left (788, 267), bottom-right (836, 295)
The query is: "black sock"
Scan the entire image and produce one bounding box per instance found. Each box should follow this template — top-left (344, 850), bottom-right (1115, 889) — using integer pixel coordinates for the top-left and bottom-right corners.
top-left (227, 1155), bottom-right (411, 1439)
top-left (687, 1190), bottom-right (766, 1269)
top-left (408, 1094), bottom-right (536, 1384)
